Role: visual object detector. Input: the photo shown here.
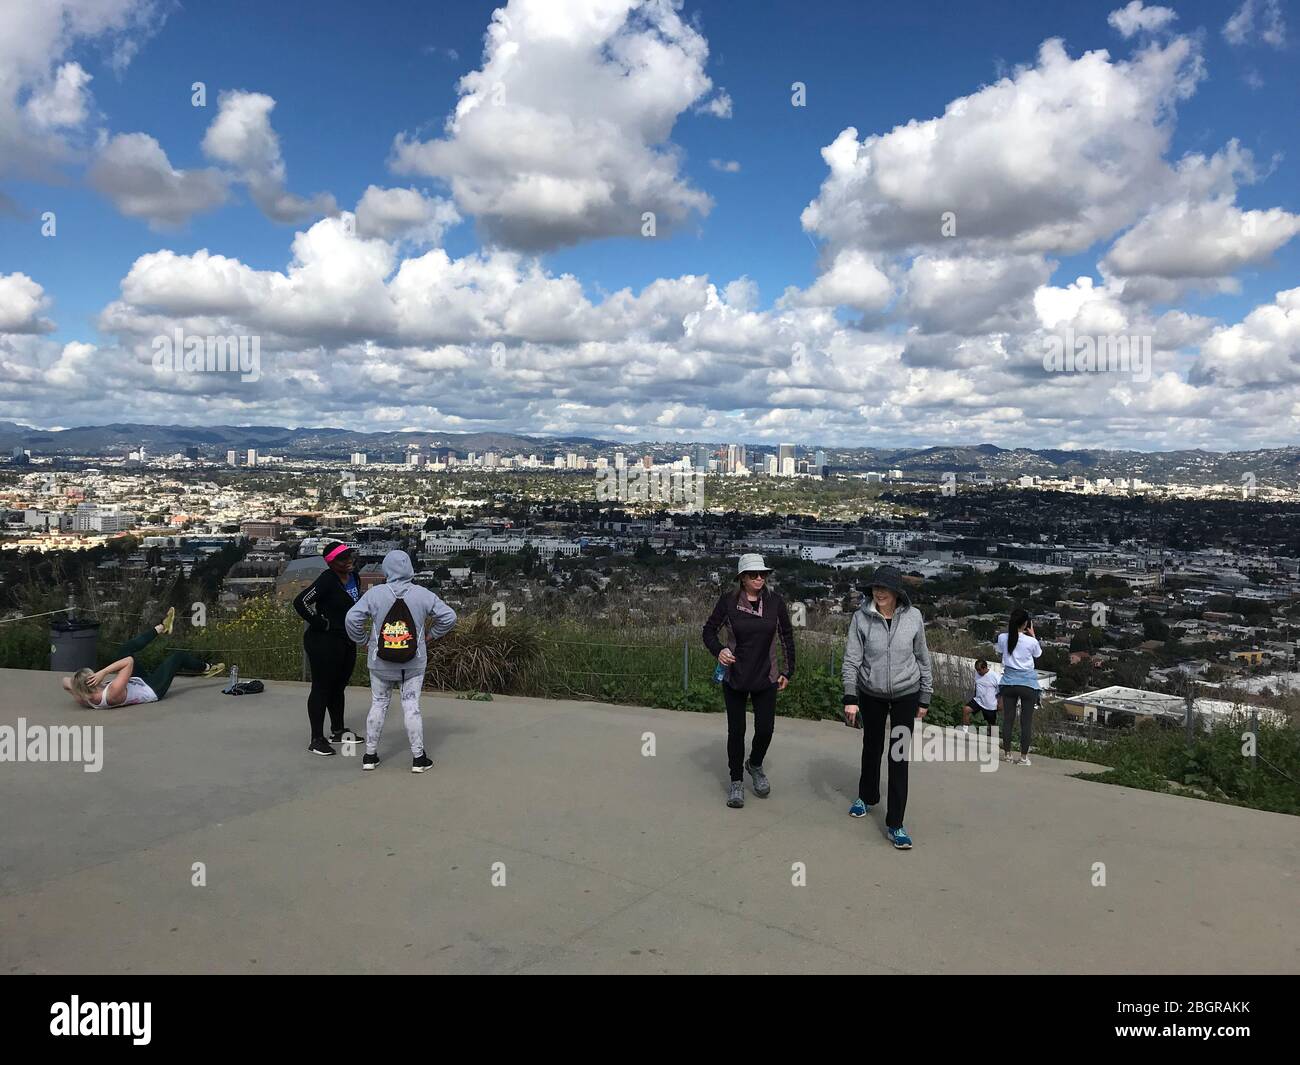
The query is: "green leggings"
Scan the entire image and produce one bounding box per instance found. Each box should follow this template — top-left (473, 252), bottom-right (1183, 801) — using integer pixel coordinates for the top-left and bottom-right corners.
top-left (117, 629), bottom-right (207, 700)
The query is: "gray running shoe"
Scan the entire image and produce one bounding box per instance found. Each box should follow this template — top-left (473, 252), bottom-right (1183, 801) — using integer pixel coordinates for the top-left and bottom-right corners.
top-left (726, 780), bottom-right (745, 808)
top-left (745, 759), bottom-right (770, 797)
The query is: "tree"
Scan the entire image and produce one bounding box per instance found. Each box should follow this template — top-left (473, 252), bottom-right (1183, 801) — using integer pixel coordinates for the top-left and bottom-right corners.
top-left (1142, 616), bottom-right (1169, 641)
top-left (1070, 625), bottom-right (1106, 652)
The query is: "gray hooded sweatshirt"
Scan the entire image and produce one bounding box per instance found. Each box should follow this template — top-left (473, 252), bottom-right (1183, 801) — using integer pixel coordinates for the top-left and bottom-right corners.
top-left (345, 551), bottom-right (457, 681)
top-left (841, 590), bottom-right (933, 705)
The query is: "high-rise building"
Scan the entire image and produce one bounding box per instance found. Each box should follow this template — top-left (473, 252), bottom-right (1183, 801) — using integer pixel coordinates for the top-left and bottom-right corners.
top-left (766, 455), bottom-right (778, 475)
top-left (695, 445), bottom-right (710, 471)
top-left (814, 449), bottom-right (826, 468)
top-left (566, 453), bottom-right (578, 469)
top-left (246, 448), bottom-right (258, 468)
top-left (185, 447), bottom-right (200, 461)
top-left (614, 452), bottom-right (626, 470)
top-left (350, 452), bottom-right (367, 465)
top-left (779, 443), bottom-right (795, 472)
top-left (781, 456), bottom-right (796, 477)
top-left (226, 450), bottom-right (239, 466)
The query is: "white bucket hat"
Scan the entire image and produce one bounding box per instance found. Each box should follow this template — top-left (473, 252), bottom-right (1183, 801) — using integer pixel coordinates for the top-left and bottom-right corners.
top-left (737, 553), bottom-right (772, 576)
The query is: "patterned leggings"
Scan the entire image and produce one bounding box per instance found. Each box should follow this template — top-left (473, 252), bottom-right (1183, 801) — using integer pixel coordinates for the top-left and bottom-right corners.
top-left (366, 673), bottom-right (426, 756)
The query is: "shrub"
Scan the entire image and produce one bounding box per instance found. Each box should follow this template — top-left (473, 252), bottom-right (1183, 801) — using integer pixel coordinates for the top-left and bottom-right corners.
top-left (426, 606), bottom-right (543, 695)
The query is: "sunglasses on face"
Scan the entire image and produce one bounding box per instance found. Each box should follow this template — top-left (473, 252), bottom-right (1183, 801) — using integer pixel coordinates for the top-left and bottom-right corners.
top-left (742, 572), bottom-right (766, 580)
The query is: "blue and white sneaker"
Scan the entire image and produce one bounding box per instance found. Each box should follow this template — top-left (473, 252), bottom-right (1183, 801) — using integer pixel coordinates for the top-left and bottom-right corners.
top-left (887, 826), bottom-right (913, 849)
top-left (849, 798), bottom-right (869, 817)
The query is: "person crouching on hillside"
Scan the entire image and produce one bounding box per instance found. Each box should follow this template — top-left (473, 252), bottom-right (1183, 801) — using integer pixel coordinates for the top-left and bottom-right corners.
top-left (345, 550), bottom-right (456, 773)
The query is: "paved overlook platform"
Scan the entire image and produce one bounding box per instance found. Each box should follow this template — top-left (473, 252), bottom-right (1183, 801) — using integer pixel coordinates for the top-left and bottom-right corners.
top-left (1, 667), bottom-right (1296, 974)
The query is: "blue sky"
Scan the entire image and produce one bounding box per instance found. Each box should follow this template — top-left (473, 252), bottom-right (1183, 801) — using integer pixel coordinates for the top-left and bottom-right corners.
top-left (2, 0), bottom-right (1298, 449)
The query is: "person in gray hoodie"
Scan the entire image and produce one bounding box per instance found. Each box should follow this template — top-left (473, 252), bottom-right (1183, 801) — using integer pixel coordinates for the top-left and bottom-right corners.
top-left (841, 565), bottom-right (932, 849)
top-left (345, 550), bottom-right (457, 773)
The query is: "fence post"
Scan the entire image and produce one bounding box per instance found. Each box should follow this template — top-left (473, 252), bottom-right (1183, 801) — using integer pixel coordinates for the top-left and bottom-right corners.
top-left (682, 636), bottom-right (689, 692)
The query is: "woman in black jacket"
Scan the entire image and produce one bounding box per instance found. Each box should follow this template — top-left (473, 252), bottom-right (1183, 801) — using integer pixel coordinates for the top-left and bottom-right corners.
top-left (293, 540), bottom-right (362, 756)
top-left (702, 554), bottom-right (796, 808)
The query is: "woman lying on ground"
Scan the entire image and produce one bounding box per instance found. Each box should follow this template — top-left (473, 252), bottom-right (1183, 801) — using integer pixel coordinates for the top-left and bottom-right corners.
top-left (62, 608), bottom-right (225, 709)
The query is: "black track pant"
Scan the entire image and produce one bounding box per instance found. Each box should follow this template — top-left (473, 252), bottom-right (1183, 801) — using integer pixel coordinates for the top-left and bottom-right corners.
top-left (858, 690), bottom-right (920, 830)
top-left (304, 632), bottom-right (357, 740)
top-left (1001, 685), bottom-right (1038, 755)
top-left (723, 682), bottom-right (777, 782)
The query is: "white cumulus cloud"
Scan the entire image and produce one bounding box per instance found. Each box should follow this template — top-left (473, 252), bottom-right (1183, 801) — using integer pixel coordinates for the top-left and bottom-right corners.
top-left (389, 0), bottom-right (716, 251)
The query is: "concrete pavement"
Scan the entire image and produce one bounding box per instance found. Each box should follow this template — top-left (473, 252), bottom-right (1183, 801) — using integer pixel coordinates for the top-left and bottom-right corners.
top-left (1, 667), bottom-right (1296, 973)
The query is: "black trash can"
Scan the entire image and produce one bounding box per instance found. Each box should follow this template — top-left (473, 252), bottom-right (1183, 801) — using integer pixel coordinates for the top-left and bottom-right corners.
top-left (50, 618), bottom-right (100, 673)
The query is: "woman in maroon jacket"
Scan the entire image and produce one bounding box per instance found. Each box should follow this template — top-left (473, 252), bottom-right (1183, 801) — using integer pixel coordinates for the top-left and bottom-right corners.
top-left (702, 554), bottom-right (796, 808)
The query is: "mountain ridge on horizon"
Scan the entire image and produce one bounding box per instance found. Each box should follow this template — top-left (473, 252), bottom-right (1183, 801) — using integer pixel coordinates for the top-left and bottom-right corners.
top-left (2, 422), bottom-right (1298, 486)
top-left (0, 420), bottom-right (1286, 458)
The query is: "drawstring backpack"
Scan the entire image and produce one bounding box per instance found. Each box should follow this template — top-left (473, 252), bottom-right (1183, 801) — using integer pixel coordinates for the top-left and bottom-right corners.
top-left (377, 589), bottom-right (418, 663)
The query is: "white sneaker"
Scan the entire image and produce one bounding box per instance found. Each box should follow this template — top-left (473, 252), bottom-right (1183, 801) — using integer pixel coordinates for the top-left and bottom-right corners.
top-left (1002, 751), bottom-right (1015, 763)
top-left (1018, 756), bottom-right (1032, 766)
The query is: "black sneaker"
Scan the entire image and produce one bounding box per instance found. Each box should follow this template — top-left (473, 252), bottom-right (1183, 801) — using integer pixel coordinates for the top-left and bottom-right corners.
top-left (308, 738), bottom-right (336, 757)
top-left (362, 753), bottom-right (379, 771)
top-left (331, 728), bottom-right (362, 745)
top-left (411, 752), bottom-right (433, 774)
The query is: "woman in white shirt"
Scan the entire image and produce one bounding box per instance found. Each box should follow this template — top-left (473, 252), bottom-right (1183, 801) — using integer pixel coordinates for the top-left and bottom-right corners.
top-left (996, 608), bottom-right (1041, 765)
top-left (63, 608), bottom-right (224, 709)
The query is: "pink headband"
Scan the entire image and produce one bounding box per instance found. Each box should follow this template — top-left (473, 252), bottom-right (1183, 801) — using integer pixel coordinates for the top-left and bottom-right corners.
top-left (324, 544), bottom-right (352, 562)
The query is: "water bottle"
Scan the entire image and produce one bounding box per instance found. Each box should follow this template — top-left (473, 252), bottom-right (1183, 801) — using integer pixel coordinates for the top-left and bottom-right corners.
top-left (227, 664), bottom-right (239, 694)
top-left (713, 661), bottom-right (727, 684)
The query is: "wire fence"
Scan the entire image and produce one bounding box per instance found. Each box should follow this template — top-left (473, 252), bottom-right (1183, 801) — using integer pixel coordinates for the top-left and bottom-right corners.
top-left (6, 596), bottom-right (1297, 801)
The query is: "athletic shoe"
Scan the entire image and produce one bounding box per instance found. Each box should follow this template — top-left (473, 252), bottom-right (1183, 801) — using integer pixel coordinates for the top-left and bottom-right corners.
top-left (1018, 755), bottom-right (1032, 766)
top-left (1002, 750), bottom-right (1016, 763)
top-left (411, 752), bottom-right (433, 773)
top-left (201, 661), bottom-right (226, 678)
top-left (308, 738), bottom-right (336, 757)
top-left (159, 607), bottom-right (176, 635)
top-left (745, 759), bottom-right (770, 797)
top-left (362, 753), bottom-right (379, 771)
top-left (887, 826), bottom-right (913, 850)
top-left (726, 780), bottom-right (745, 808)
top-left (330, 728), bottom-right (361, 745)
top-left (849, 798), bottom-right (869, 817)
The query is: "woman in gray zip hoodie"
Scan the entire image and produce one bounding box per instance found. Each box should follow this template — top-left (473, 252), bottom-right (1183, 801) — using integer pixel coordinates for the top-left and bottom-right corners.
top-left (841, 565), bottom-right (932, 848)
top-left (345, 550), bottom-right (457, 773)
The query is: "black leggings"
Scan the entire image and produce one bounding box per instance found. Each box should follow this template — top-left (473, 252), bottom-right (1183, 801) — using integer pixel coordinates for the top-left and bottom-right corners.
top-left (304, 633), bottom-right (357, 740)
top-left (1001, 685), bottom-right (1038, 754)
top-left (858, 690), bottom-right (920, 830)
top-left (722, 682), bottom-right (777, 782)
